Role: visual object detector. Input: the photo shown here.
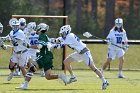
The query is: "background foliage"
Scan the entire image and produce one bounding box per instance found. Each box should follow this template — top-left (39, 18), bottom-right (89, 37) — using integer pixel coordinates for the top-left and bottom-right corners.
top-left (0, 0), bottom-right (139, 39)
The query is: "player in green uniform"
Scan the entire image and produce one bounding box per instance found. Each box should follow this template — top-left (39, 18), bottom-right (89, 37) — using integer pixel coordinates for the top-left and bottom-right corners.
top-left (16, 23), bottom-right (67, 90)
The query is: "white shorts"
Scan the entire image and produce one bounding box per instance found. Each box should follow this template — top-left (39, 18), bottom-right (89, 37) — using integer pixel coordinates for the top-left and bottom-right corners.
top-left (28, 50), bottom-right (36, 62)
top-left (107, 48), bottom-right (125, 60)
top-left (68, 51), bottom-right (93, 66)
top-left (10, 51), bottom-right (29, 67)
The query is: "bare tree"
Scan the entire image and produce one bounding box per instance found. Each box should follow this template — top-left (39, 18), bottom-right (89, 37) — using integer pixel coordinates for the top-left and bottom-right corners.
top-left (91, 0), bottom-right (97, 22)
top-left (104, 0), bottom-right (115, 37)
top-left (76, 0), bottom-right (82, 32)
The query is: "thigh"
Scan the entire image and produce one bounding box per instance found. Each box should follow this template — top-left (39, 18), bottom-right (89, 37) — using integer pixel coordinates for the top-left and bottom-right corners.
top-left (68, 52), bottom-right (83, 62)
top-left (10, 52), bottom-right (18, 64)
top-left (117, 49), bottom-right (125, 58)
top-left (107, 49), bottom-right (116, 60)
top-left (18, 52), bottom-right (28, 67)
top-left (83, 51), bottom-right (94, 66)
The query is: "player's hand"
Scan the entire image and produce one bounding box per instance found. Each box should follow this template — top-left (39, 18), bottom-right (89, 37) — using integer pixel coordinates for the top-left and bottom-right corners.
top-left (1, 44), bottom-right (8, 50)
top-left (54, 37), bottom-right (62, 44)
top-left (124, 44), bottom-right (129, 51)
top-left (46, 42), bottom-right (52, 51)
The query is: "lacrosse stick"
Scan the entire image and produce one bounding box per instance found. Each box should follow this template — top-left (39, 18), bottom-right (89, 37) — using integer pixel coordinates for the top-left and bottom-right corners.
top-left (83, 32), bottom-right (125, 50)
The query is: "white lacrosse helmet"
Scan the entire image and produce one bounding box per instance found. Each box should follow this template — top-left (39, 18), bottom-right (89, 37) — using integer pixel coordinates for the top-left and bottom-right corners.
top-left (0, 22), bottom-right (3, 34)
top-left (59, 25), bottom-right (71, 38)
top-left (27, 22), bottom-right (36, 33)
top-left (11, 20), bottom-right (20, 31)
top-left (19, 18), bottom-right (26, 29)
top-left (36, 23), bottom-right (49, 33)
top-left (9, 18), bottom-right (18, 27)
top-left (115, 18), bottom-right (123, 28)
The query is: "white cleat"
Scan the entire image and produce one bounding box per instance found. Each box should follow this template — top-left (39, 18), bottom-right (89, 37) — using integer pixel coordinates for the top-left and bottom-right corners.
top-left (102, 80), bottom-right (109, 90)
top-left (7, 72), bottom-right (14, 81)
top-left (59, 74), bottom-right (68, 85)
top-left (16, 84), bottom-right (27, 90)
top-left (67, 77), bottom-right (77, 84)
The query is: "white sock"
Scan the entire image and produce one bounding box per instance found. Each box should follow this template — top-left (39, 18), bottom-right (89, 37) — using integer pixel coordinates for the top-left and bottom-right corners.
top-left (101, 77), bottom-right (106, 83)
top-left (58, 74), bottom-right (63, 78)
top-left (24, 81), bottom-right (28, 86)
top-left (118, 71), bottom-right (122, 76)
top-left (70, 74), bottom-right (75, 78)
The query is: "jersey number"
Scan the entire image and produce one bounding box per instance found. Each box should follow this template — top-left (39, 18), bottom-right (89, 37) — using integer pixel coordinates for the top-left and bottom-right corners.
top-left (116, 37), bottom-right (122, 44)
top-left (30, 40), bottom-right (38, 45)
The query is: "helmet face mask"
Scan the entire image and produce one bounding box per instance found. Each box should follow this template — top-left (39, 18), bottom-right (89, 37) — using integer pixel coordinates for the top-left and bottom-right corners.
top-left (27, 22), bottom-right (36, 33)
top-left (115, 18), bottom-right (123, 28)
top-left (59, 25), bottom-right (71, 38)
top-left (11, 20), bottom-right (20, 31)
top-left (19, 18), bottom-right (26, 29)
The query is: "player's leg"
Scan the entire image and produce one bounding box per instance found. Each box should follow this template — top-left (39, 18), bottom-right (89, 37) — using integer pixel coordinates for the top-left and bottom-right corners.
top-left (101, 58), bottom-right (112, 74)
top-left (63, 53), bottom-right (78, 83)
top-left (7, 59), bottom-right (16, 81)
top-left (13, 64), bottom-right (21, 76)
top-left (84, 51), bottom-right (109, 90)
top-left (118, 50), bottom-right (125, 78)
top-left (16, 62), bottom-right (38, 90)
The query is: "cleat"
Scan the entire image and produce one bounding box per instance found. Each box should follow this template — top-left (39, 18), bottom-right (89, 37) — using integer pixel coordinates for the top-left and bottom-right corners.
top-left (59, 74), bottom-right (68, 85)
top-left (7, 72), bottom-right (14, 81)
top-left (118, 75), bottom-right (125, 78)
top-left (16, 84), bottom-right (27, 90)
top-left (67, 77), bottom-right (77, 84)
top-left (102, 80), bottom-right (109, 90)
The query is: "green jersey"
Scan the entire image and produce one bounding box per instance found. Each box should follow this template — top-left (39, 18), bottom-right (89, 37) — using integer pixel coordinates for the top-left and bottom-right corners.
top-left (37, 33), bottom-right (53, 71)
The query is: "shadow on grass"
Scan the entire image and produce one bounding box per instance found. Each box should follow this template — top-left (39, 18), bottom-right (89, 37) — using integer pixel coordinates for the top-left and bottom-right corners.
top-left (26, 88), bottom-right (85, 91)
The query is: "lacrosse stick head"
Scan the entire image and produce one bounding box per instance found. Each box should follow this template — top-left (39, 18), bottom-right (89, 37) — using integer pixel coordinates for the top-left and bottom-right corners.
top-left (83, 32), bottom-right (93, 38)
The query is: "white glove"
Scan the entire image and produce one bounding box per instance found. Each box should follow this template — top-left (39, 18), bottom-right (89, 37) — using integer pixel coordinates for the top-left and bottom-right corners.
top-left (105, 39), bottom-right (112, 45)
top-left (46, 42), bottom-right (52, 51)
top-left (54, 37), bottom-right (62, 44)
top-left (1, 44), bottom-right (8, 50)
top-left (124, 44), bottom-right (129, 51)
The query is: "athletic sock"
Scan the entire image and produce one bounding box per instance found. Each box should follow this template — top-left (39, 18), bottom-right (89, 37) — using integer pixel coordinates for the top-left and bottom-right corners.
top-left (101, 77), bottom-right (106, 83)
top-left (118, 71), bottom-right (122, 76)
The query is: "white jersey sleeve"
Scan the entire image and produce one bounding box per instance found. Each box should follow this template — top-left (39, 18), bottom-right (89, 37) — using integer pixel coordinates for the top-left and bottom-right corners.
top-left (62, 33), bottom-right (86, 53)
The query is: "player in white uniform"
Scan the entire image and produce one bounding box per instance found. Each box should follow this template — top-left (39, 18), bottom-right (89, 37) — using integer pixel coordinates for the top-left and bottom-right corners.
top-left (101, 18), bottom-right (129, 78)
top-left (55, 25), bottom-right (109, 90)
top-left (0, 22), bottom-right (8, 49)
top-left (7, 20), bottom-right (29, 81)
top-left (25, 22), bottom-right (45, 77)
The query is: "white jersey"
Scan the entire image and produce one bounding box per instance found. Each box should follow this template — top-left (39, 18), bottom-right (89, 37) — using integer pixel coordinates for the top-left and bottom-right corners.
top-left (107, 29), bottom-right (128, 50)
top-left (28, 32), bottom-right (39, 52)
top-left (61, 33), bottom-right (87, 53)
top-left (9, 29), bottom-right (28, 52)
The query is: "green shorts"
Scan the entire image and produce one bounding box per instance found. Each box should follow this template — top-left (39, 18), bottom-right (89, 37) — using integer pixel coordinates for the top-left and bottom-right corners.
top-left (37, 56), bottom-right (53, 71)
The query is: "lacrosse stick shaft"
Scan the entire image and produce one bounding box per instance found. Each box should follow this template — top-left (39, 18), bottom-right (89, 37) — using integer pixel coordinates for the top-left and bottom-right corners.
top-left (83, 32), bottom-right (125, 50)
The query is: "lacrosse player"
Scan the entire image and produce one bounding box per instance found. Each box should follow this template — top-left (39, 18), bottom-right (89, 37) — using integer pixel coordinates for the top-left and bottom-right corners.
top-left (7, 20), bottom-right (29, 81)
top-left (54, 25), bottom-right (109, 90)
top-left (16, 23), bottom-right (67, 90)
top-left (101, 18), bottom-right (129, 78)
top-left (0, 22), bottom-right (8, 50)
top-left (25, 22), bottom-right (45, 77)
top-left (13, 18), bottom-right (27, 76)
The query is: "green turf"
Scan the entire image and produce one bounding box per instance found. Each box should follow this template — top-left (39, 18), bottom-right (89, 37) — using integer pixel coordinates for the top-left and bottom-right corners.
top-left (0, 69), bottom-right (140, 93)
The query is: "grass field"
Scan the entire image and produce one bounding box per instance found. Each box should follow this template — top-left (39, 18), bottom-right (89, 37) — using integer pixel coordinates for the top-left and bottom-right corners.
top-left (0, 69), bottom-right (140, 93)
top-left (0, 44), bottom-right (140, 93)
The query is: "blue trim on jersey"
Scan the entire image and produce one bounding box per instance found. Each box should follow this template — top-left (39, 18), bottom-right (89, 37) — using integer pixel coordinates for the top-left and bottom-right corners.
top-left (85, 52), bottom-right (91, 66)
